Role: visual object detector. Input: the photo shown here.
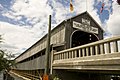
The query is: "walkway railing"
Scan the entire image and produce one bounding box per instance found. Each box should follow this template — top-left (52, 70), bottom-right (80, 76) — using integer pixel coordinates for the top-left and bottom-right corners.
top-left (53, 36), bottom-right (120, 61)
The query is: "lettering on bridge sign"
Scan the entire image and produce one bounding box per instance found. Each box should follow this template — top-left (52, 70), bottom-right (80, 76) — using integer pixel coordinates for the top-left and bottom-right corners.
top-left (73, 20), bottom-right (98, 34)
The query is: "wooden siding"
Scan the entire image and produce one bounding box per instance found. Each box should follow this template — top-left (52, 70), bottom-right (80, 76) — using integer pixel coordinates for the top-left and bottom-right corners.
top-left (16, 25), bottom-right (65, 62)
top-left (16, 55), bottom-right (45, 70)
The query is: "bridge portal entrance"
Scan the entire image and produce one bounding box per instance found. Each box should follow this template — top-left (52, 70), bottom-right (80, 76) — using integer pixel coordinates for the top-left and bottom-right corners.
top-left (71, 30), bottom-right (99, 48)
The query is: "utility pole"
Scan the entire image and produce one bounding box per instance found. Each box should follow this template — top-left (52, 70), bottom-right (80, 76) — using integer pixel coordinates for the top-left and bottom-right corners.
top-left (43, 15), bottom-right (51, 80)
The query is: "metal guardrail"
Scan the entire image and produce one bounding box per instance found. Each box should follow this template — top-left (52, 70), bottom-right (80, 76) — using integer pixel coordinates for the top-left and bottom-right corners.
top-left (53, 36), bottom-right (120, 61)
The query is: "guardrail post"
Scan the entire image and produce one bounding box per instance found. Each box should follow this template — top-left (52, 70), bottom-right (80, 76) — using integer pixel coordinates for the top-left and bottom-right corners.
top-left (90, 47), bottom-right (93, 56)
top-left (113, 41), bottom-right (118, 52)
top-left (82, 48), bottom-right (85, 57)
top-left (61, 53), bottom-right (63, 59)
top-left (69, 51), bottom-right (72, 58)
top-left (50, 50), bottom-right (56, 75)
top-left (66, 52), bottom-right (69, 59)
top-left (79, 49), bottom-right (81, 57)
top-left (86, 47), bottom-right (89, 56)
top-left (106, 42), bottom-right (111, 53)
top-left (72, 51), bottom-right (74, 58)
top-left (63, 52), bottom-right (65, 59)
top-left (60, 54), bottom-right (62, 60)
top-left (74, 50), bottom-right (77, 57)
top-left (100, 44), bottom-right (105, 54)
top-left (95, 45), bottom-right (99, 55)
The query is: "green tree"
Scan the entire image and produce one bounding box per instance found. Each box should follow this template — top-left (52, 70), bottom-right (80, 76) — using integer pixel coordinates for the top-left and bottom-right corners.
top-left (0, 35), bottom-right (15, 72)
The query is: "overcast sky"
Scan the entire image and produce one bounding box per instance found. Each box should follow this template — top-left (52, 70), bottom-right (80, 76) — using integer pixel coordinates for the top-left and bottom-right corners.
top-left (0, 0), bottom-right (120, 56)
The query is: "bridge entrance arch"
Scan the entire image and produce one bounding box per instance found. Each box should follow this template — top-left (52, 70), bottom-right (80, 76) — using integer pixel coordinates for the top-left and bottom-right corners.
top-left (71, 30), bottom-right (99, 48)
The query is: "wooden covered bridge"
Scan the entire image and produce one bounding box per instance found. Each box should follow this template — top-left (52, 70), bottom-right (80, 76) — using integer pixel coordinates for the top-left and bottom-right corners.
top-left (11, 11), bottom-right (120, 80)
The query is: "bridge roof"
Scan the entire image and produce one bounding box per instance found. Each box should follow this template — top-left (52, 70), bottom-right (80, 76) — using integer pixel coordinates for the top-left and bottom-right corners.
top-left (66, 11), bottom-right (104, 31)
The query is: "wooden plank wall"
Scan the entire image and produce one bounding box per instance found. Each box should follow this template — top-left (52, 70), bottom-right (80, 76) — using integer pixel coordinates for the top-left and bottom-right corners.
top-left (16, 25), bottom-right (65, 62)
top-left (16, 55), bottom-right (45, 70)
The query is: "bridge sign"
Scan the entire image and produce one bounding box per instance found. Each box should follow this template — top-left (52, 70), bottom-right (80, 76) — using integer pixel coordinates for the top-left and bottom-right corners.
top-left (73, 20), bottom-right (98, 34)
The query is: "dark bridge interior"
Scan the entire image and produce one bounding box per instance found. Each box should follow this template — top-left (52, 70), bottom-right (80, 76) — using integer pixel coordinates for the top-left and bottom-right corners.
top-left (71, 30), bottom-right (99, 48)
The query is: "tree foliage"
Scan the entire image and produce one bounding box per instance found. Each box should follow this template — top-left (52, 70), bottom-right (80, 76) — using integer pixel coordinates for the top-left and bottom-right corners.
top-left (0, 35), bottom-right (15, 72)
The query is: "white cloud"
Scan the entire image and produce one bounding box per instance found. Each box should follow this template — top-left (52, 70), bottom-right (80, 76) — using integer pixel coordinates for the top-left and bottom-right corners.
top-left (0, 0), bottom-right (120, 57)
top-left (2, 12), bottom-right (22, 21)
top-left (107, 1), bottom-right (120, 36)
top-left (0, 0), bottom-right (54, 56)
top-left (74, 0), bottom-right (87, 14)
top-left (0, 22), bottom-right (38, 55)
top-left (0, 4), bottom-right (3, 9)
top-left (86, 0), bottom-right (120, 38)
top-left (0, 0), bottom-right (55, 56)
top-left (54, 2), bottom-right (68, 23)
top-left (88, 0), bottom-right (102, 26)
top-left (11, 0), bottom-right (52, 21)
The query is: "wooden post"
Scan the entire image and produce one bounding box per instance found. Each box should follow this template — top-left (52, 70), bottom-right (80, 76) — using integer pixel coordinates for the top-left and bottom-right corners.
top-left (44, 15), bottom-right (51, 80)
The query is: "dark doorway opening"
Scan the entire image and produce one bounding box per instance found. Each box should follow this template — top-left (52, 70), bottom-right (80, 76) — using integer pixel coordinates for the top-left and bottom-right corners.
top-left (71, 30), bottom-right (99, 48)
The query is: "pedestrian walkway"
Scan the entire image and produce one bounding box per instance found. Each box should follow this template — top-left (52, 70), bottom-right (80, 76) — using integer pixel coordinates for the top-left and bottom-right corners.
top-left (9, 71), bottom-right (31, 80)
